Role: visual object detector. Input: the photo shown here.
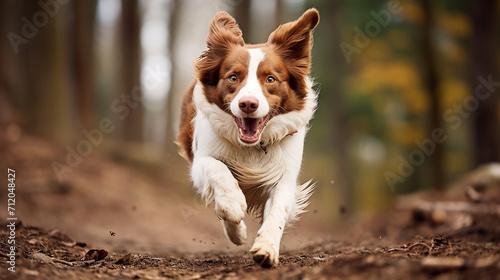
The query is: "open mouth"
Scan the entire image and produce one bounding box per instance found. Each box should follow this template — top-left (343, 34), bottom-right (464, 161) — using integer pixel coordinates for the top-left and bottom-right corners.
top-left (234, 115), bottom-right (270, 144)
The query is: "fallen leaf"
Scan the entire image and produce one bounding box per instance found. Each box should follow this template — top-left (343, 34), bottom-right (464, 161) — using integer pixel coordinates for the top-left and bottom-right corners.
top-left (21, 269), bottom-right (40, 276)
top-left (76, 242), bottom-right (87, 247)
top-left (115, 253), bottom-right (131, 264)
top-left (83, 249), bottom-right (108, 261)
top-left (32, 252), bottom-right (54, 264)
top-left (421, 257), bottom-right (465, 269)
top-left (61, 241), bottom-right (76, 247)
top-left (27, 239), bottom-right (38, 245)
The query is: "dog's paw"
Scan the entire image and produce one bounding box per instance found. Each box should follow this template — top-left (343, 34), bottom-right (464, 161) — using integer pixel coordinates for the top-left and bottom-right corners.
top-left (214, 189), bottom-right (247, 224)
top-left (222, 220), bottom-right (247, 245)
top-left (250, 239), bottom-right (279, 268)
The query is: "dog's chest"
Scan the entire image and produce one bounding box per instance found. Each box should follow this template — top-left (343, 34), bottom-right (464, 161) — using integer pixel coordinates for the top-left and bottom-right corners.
top-left (220, 145), bottom-right (286, 188)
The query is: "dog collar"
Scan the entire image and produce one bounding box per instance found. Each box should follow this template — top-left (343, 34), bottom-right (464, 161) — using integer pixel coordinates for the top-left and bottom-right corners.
top-left (259, 130), bottom-right (298, 154)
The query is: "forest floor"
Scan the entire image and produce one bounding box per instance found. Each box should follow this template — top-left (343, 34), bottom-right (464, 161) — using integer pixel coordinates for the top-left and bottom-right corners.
top-left (1, 133), bottom-right (500, 279)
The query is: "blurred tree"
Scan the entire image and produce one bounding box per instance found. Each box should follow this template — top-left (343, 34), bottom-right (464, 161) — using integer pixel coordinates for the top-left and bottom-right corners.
top-left (72, 0), bottom-right (97, 131)
top-left (325, 1), bottom-right (353, 214)
top-left (165, 0), bottom-right (182, 153)
top-left (469, 0), bottom-right (500, 166)
top-left (233, 0), bottom-right (251, 42)
top-left (421, 0), bottom-right (443, 189)
top-left (0, 0), bottom-right (12, 125)
top-left (118, 0), bottom-right (144, 142)
top-left (306, 0), bottom-right (353, 214)
top-left (0, 0), bottom-right (8, 105)
top-left (273, 0), bottom-right (283, 30)
top-left (20, 1), bottom-right (73, 140)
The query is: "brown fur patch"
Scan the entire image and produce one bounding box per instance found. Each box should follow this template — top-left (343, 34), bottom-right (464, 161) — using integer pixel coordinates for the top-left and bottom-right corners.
top-left (194, 11), bottom-right (245, 87)
top-left (267, 8), bottom-right (319, 99)
top-left (177, 81), bottom-right (196, 162)
top-left (257, 50), bottom-right (307, 114)
top-left (203, 46), bottom-right (251, 112)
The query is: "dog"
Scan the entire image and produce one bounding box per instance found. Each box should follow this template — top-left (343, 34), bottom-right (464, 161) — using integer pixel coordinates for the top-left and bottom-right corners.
top-left (177, 8), bottom-right (319, 268)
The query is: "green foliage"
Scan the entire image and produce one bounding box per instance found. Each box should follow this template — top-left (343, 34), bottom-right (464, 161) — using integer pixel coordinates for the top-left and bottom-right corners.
top-left (302, 0), bottom-right (494, 218)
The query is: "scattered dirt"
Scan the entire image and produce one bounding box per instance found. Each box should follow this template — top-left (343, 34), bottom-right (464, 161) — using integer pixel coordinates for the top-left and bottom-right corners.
top-left (1, 133), bottom-right (500, 279)
top-left (1, 221), bottom-right (500, 279)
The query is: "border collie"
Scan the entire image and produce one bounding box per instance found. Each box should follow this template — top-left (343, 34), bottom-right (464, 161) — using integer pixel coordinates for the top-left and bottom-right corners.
top-left (177, 8), bottom-right (319, 268)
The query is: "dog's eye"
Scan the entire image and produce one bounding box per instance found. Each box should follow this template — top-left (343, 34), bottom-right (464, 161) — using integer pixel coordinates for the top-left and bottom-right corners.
top-left (266, 76), bottom-right (276, 83)
top-left (228, 74), bottom-right (238, 83)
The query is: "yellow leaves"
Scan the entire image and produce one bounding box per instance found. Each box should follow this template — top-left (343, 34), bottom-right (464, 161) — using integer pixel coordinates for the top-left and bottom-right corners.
top-left (438, 79), bottom-right (471, 111)
top-left (388, 28), bottom-right (413, 50)
top-left (436, 12), bottom-right (470, 65)
top-left (346, 57), bottom-right (420, 96)
top-left (389, 121), bottom-right (425, 146)
top-left (386, 61), bottom-right (420, 89)
top-left (400, 1), bottom-right (424, 25)
top-left (442, 40), bottom-right (467, 65)
top-left (401, 2), bottom-right (471, 39)
top-left (345, 44), bottom-right (430, 120)
top-left (402, 88), bottom-right (429, 114)
top-left (437, 12), bottom-right (471, 38)
top-left (446, 152), bottom-right (471, 176)
top-left (346, 47), bottom-right (469, 119)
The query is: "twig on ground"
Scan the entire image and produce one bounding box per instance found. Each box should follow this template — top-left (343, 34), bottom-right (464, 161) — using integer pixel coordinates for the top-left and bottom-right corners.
top-left (52, 259), bottom-right (75, 266)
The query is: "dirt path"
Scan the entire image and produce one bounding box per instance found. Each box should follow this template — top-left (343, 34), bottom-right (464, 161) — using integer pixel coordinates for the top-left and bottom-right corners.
top-left (2, 216), bottom-right (500, 280)
top-left (1, 135), bottom-right (500, 279)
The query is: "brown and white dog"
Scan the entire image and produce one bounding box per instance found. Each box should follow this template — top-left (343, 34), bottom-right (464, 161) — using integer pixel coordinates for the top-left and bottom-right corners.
top-left (177, 8), bottom-right (319, 267)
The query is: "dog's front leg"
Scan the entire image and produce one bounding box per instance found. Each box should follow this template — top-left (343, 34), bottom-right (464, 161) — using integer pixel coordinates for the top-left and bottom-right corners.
top-left (191, 156), bottom-right (247, 244)
top-left (250, 180), bottom-right (296, 268)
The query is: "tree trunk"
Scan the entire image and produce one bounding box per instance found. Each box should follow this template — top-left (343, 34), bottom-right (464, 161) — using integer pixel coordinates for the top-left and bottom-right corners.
top-left (118, 0), bottom-right (144, 142)
top-left (421, 0), bottom-right (444, 190)
top-left (22, 1), bottom-right (73, 140)
top-left (327, 1), bottom-right (353, 215)
top-left (165, 0), bottom-right (182, 154)
top-left (469, 0), bottom-right (499, 166)
top-left (72, 0), bottom-right (97, 131)
top-left (273, 0), bottom-right (283, 30)
top-left (0, 0), bottom-right (9, 125)
top-left (233, 0), bottom-right (251, 42)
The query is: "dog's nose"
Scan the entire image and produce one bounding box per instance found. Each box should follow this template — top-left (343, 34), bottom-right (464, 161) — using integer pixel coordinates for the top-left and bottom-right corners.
top-left (239, 96), bottom-right (259, 114)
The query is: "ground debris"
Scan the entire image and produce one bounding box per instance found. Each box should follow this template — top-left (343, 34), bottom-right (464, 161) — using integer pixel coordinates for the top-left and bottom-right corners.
top-left (413, 200), bottom-right (500, 217)
top-left (421, 256), bottom-right (500, 270)
top-left (115, 253), bottom-right (132, 264)
top-left (83, 249), bottom-right (108, 261)
top-left (2, 135), bottom-right (500, 279)
top-left (52, 259), bottom-right (75, 266)
top-left (32, 252), bottom-right (54, 264)
top-left (1, 215), bottom-right (499, 280)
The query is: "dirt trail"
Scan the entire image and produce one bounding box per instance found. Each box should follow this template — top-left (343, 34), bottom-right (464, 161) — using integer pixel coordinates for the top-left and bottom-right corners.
top-left (1, 135), bottom-right (500, 279)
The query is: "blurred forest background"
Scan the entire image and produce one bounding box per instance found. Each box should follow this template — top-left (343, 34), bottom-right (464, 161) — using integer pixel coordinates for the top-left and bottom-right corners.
top-left (1, 0), bottom-right (499, 222)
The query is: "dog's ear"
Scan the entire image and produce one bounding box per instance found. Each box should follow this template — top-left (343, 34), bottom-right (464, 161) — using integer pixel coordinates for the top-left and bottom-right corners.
top-left (195, 12), bottom-right (245, 86)
top-left (267, 8), bottom-right (319, 97)
top-left (268, 8), bottom-right (319, 75)
top-left (207, 11), bottom-right (245, 50)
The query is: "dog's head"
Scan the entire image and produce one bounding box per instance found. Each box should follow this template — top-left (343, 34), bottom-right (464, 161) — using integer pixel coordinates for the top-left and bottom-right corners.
top-left (194, 9), bottom-right (319, 146)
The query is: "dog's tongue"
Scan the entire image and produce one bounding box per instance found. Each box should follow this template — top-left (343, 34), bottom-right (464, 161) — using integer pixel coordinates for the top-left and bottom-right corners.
top-left (235, 116), bottom-right (270, 144)
top-left (241, 118), bottom-right (258, 137)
